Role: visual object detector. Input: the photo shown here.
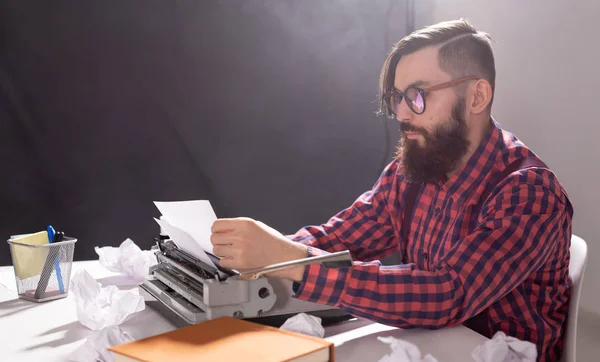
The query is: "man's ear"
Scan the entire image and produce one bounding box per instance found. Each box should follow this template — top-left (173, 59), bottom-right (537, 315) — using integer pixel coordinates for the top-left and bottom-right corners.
top-left (469, 79), bottom-right (493, 114)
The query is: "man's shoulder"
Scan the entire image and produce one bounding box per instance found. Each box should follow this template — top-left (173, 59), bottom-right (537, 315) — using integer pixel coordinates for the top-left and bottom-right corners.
top-left (496, 125), bottom-right (536, 160)
top-left (380, 159), bottom-right (402, 179)
top-left (492, 126), bottom-right (571, 208)
top-left (369, 159), bottom-right (402, 193)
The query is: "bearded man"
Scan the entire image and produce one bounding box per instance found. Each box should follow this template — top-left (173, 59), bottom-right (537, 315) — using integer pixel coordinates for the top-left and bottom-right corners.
top-left (210, 19), bottom-right (574, 362)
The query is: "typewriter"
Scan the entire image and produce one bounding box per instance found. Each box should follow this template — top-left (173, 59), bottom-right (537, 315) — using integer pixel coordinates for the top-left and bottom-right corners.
top-left (139, 235), bottom-right (355, 328)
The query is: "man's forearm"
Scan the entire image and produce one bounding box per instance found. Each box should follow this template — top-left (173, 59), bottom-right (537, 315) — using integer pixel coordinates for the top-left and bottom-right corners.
top-left (268, 242), bottom-right (309, 281)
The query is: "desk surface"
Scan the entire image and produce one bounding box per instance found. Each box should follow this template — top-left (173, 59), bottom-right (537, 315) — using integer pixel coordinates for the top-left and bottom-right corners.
top-left (0, 261), bottom-right (488, 362)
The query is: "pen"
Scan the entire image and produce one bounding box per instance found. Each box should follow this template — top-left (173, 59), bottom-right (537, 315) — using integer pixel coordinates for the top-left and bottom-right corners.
top-left (34, 227), bottom-right (66, 299)
top-left (46, 226), bottom-right (65, 294)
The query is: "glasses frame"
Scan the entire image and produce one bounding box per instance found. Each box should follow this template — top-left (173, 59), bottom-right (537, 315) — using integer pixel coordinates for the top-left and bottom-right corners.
top-left (387, 76), bottom-right (479, 116)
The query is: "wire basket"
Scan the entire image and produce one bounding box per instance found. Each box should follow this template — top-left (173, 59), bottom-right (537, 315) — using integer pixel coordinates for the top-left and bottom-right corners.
top-left (7, 236), bottom-right (77, 302)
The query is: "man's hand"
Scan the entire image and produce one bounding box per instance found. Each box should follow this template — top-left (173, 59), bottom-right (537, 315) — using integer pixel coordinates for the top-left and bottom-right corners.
top-left (210, 217), bottom-right (308, 281)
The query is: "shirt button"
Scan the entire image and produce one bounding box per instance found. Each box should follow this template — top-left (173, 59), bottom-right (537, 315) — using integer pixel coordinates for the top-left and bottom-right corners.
top-left (434, 207), bottom-right (441, 216)
top-left (423, 253), bottom-right (428, 260)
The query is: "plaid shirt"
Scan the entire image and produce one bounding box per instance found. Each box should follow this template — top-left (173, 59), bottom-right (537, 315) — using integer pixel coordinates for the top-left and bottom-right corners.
top-left (289, 119), bottom-right (573, 362)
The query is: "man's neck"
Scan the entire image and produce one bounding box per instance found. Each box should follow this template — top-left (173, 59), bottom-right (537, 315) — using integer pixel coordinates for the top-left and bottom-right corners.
top-left (447, 116), bottom-right (492, 178)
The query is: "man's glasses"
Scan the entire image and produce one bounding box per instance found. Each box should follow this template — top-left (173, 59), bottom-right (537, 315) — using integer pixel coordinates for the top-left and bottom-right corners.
top-left (386, 76), bottom-right (478, 116)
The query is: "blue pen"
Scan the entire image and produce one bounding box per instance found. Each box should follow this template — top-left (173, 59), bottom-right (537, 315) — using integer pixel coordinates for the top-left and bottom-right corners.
top-left (47, 225), bottom-right (65, 293)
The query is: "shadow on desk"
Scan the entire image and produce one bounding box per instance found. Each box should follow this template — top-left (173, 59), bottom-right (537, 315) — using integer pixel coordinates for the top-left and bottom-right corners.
top-left (0, 298), bottom-right (36, 318)
top-left (22, 321), bottom-right (90, 351)
top-left (17, 308), bottom-right (175, 355)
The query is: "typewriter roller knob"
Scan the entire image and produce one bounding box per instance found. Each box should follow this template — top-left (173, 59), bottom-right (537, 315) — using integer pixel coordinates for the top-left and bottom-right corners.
top-left (233, 311), bottom-right (244, 318)
top-left (258, 287), bottom-right (270, 299)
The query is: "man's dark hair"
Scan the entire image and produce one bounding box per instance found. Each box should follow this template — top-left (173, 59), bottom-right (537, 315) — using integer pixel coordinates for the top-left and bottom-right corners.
top-left (378, 19), bottom-right (496, 117)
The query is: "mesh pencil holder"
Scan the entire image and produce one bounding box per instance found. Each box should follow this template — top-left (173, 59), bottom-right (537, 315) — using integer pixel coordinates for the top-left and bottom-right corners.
top-left (7, 236), bottom-right (77, 302)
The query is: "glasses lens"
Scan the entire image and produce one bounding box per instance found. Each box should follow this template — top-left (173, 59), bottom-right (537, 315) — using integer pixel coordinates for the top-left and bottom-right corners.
top-left (405, 88), bottom-right (425, 114)
top-left (390, 92), bottom-right (403, 115)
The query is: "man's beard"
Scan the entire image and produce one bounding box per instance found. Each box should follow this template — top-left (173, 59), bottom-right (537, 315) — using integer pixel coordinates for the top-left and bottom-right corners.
top-left (395, 99), bottom-right (470, 184)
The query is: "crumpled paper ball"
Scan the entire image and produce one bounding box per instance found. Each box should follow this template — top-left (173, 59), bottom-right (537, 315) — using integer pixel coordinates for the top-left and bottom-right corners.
top-left (68, 325), bottom-right (134, 362)
top-left (377, 336), bottom-right (439, 362)
top-left (95, 238), bottom-right (156, 281)
top-left (280, 313), bottom-right (325, 338)
top-left (472, 331), bottom-right (537, 362)
top-left (70, 269), bottom-right (145, 330)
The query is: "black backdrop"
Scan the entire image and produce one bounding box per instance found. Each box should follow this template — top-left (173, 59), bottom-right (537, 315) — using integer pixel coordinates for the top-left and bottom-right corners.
top-left (0, 1), bottom-right (409, 264)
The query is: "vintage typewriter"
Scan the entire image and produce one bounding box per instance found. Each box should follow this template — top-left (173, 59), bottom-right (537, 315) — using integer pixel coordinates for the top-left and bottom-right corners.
top-left (139, 235), bottom-right (355, 328)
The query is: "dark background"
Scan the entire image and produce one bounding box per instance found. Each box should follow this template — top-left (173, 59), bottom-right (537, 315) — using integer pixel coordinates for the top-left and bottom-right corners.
top-left (0, 1), bottom-right (410, 265)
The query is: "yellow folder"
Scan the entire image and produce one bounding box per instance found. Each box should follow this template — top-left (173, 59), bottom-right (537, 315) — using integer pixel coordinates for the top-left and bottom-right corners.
top-left (9, 231), bottom-right (50, 280)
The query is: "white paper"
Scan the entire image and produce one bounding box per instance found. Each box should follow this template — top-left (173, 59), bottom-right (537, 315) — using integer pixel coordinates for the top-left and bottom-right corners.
top-left (68, 325), bottom-right (134, 362)
top-left (154, 200), bottom-right (217, 254)
top-left (94, 238), bottom-right (157, 281)
top-left (377, 336), bottom-right (439, 362)
top-left (70, 269), bottom-right (145, 330)
top-left (154, 217), bottom-right (218, 269)
top-left (280, 313), bottom-right (325, 338)
top-left (472, 331), bottom-right (537, 362)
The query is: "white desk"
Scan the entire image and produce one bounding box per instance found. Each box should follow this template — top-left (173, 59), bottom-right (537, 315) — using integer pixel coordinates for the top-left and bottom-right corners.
top-left (0, 261), bottom-right (488, 362)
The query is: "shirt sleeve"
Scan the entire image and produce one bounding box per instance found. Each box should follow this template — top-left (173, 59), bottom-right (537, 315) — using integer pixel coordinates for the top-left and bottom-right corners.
top-left (292, 169), bottom-right (573, 328)
top-left (286, 161), bottom-right (399, 262)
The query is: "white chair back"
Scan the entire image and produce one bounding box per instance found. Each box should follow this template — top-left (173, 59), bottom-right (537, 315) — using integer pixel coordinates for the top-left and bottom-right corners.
top-left (562, 234), bottom-right (588, 362)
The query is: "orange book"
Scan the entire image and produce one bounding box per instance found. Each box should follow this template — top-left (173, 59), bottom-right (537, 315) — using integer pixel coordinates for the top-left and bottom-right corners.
top-left (109, 316), bottom-right (334, 362)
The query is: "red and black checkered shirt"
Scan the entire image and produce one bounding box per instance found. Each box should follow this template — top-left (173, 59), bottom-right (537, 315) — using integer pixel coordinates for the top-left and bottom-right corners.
top-left (289, 119), bottom-right (573, 362)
